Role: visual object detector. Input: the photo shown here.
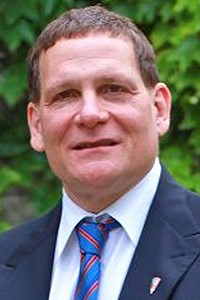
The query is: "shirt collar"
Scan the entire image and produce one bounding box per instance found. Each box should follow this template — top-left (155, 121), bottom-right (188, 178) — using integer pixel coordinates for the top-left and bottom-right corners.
top-left (55, 157), bottom-right (161, 260)
top-left (105, 157), bottom-right (161, 246)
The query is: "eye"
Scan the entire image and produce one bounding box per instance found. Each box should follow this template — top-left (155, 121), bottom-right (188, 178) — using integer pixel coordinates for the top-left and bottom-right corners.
top-left (101, 84), bottom-right (127, 94)
top-left (55, 89), bottom-right (80, 101)
top-left (99, 82), bottom-right (134, 104)
top-left (48, 88), bottom-right (81, 107)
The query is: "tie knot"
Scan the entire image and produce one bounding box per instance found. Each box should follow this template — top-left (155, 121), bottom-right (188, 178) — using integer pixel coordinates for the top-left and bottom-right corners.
top-left (76, 216), bottom-right (120, 256)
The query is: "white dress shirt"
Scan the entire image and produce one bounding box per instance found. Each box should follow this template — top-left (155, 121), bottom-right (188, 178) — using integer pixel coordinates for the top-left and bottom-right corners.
top-left (48, 158), bottom-right (161, 300)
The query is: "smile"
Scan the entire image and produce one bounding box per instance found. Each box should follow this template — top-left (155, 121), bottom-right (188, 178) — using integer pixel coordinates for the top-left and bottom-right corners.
top-left (74, 139), bottom-right (119, 150)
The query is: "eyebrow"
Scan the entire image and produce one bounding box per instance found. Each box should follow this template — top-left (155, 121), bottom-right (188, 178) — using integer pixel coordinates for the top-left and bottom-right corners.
top-left (100, 73), bottom-right (139, 89)
top-left (44, 79), bottom-right (78, 99)
top-left (44, 70), bottom-right (139, 97)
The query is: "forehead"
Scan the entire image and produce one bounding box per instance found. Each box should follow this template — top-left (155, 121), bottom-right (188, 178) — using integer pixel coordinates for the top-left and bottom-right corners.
top-left (39, 34), bottom-right (139, 86)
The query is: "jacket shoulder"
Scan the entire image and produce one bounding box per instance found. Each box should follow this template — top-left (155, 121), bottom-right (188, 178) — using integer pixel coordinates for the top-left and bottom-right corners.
top-left (0, 203), bottom-right (61, 263)
top-left (159, 167), bottom-right (200, 226)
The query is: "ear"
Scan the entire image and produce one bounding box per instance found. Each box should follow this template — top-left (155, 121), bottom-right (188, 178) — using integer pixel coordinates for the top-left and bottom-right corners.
top-left (27, 102), bottom-right (45, 152)
top-left (153, 82), bottom-right (171, 137)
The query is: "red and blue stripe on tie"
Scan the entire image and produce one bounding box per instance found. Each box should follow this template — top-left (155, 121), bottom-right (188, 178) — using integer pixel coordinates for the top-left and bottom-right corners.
top-left (74, 217), bottom-right (120, 300)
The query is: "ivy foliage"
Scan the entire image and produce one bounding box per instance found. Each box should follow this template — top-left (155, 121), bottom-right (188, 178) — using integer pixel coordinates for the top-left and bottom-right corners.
top-left (0, 0), bottom-right (200, 227)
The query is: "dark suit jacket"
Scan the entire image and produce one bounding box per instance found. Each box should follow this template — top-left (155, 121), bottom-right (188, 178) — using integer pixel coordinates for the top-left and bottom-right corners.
top-left (1, 168), bottom-right (200, 300)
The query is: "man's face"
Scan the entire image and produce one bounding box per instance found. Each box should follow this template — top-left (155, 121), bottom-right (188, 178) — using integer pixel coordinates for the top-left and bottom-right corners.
top-left (28, 35), bottom-right (171, 211)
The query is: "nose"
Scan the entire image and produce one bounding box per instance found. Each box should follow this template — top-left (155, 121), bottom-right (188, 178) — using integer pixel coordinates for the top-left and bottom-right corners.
top-left (74, 92), bottom-right (109, 128)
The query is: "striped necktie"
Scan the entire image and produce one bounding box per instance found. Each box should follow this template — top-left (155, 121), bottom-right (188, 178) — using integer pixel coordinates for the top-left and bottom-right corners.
top-left (74, 216), bottom-right (120, 300)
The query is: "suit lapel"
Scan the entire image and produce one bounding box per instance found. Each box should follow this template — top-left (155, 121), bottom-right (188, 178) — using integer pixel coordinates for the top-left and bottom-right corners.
top-left (0, 203), bottom-right (61, 300)
top-left (119, 169), bottom-right (200, 300)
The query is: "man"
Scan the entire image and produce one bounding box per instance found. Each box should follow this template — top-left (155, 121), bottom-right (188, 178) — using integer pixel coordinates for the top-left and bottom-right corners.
top-left (1, 5), bottom-right (200, 300)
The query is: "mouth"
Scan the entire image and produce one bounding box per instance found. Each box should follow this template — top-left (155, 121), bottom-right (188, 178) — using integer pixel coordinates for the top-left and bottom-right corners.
top-left (73, 139), bottom-right (119, 150)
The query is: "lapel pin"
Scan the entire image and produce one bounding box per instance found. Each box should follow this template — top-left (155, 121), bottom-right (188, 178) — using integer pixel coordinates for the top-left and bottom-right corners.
top-left (150, 276), bottom-right (161, 295)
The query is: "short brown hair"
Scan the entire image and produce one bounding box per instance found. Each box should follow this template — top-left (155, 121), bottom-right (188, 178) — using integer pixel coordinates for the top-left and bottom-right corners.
top-left (27, 5), bottom-right (159, 102)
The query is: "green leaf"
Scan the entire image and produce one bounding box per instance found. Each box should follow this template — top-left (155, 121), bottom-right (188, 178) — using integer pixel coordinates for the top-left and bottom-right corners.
top-left (44, 0), bottom-right (57, 16)
top-left (0, 63), bottom-right (27, 106)
top-left (0, 143), bottom-right (29, 157)
top-left (0, 167), bottom-right (22, 194)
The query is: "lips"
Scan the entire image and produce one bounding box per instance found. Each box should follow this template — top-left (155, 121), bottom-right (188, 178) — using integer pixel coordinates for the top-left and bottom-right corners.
top-left (73, 139), bottom-right (119, 150)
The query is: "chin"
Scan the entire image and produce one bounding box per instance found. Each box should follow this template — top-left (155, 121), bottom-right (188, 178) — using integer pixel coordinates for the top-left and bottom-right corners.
top-left (77, 161), bottom-right (118, 185)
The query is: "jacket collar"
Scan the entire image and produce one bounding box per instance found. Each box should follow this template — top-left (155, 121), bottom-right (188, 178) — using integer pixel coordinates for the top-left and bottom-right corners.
top-left (0, 203), bottom-right (62, 300)
top-left (119, 169), bottom-right (200, 299)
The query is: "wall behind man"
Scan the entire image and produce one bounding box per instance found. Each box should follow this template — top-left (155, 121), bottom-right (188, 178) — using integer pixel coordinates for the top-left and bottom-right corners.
top-left (0, 0), bottom-right (200, 230)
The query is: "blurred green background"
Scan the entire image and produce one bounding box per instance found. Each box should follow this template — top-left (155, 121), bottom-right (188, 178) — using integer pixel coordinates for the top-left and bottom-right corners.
top-left (1, 0), bottom-right (200, 231)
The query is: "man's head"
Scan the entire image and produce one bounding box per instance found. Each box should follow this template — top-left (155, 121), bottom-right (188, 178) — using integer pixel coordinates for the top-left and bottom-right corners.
top-left (28, 5), bottom-right (159, 102)
top-left (27, 6), bottom-right (171, 212)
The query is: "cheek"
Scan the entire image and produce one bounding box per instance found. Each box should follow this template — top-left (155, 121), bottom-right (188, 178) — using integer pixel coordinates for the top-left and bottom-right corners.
top-left (41, 112), bottom-right (69, 144)
top-left (116, 108), bottom-right (149, 133)
top-left (123, 108), bottom-right (158, 148)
